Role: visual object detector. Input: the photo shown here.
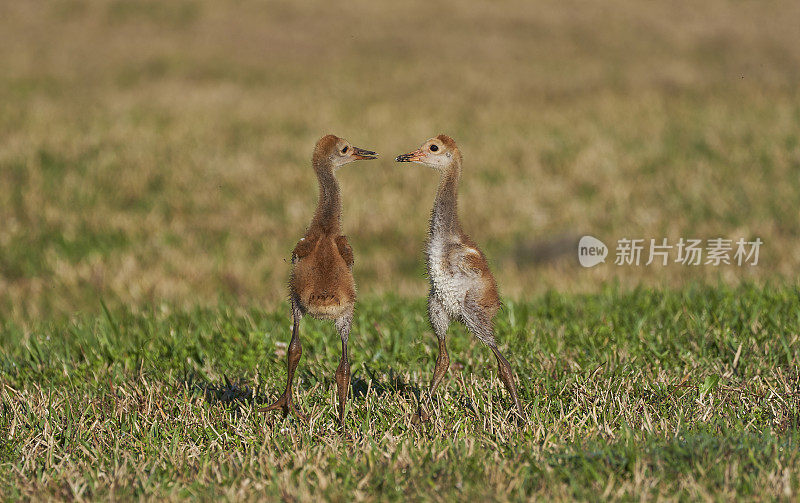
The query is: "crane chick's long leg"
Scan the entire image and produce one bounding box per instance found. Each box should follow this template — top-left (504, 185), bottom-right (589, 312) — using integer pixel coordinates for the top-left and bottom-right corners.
top-left (413, 295), bottom-right (451, 424)
top-left (261, 301), bottom-right (306, 420)
top-left (334, 310), bottom-right (353, 427)
top-left (488, 344), bottom-right (525, 420)
top-left (462, 297), bottom-right (525, 421)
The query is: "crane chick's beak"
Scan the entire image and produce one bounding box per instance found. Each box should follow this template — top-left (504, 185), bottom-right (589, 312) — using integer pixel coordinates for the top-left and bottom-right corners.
top-left (351, 147), bottom-right (378, 160)
top-left (395, 148), bottom-right (425, 163)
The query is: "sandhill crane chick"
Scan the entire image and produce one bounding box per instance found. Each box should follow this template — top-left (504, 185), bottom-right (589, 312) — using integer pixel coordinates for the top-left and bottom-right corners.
top-left (261, 134), bottom-right (377, 427)
top-left (396, 134), bottom-right (524, 422)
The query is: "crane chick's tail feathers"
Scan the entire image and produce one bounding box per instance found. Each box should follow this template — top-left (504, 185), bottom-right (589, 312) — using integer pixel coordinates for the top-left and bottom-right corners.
top-left (303, 291), bottom-right (348, 319)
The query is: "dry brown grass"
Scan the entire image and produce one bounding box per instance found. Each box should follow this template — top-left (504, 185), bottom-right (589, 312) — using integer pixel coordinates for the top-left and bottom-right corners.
top-left (4, 369), bottom-right (799, 500)
top-left (1, 0), bottom-right (799, 320)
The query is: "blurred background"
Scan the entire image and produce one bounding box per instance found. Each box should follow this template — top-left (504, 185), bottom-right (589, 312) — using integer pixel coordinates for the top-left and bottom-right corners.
top-left (1, 0), bottom-right (798, 320)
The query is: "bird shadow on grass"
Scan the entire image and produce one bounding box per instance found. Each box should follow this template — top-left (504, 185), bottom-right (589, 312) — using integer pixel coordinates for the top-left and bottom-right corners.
top-left (181, 367), bottom-right (481, 422)
top-left (350, 365), bottom-right (421, 403)
top-left (349, 366), bottom-right (483, 420)
top-left (181, 371), bottom-right (271, 415)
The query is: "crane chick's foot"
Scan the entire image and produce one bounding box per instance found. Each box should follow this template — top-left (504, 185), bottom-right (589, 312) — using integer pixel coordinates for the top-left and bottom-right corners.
top-left (260, 392), bottom-right (307, 422)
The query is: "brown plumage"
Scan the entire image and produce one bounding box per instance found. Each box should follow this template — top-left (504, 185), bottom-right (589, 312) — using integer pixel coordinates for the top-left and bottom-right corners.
top-left (396, 134), bottom-right (525, 422)
top-left (261, 134), bottom-right (377, 426)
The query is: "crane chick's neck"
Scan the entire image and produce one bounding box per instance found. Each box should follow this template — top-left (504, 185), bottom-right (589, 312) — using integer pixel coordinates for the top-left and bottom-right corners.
top-left (310, 160), bottom-right (342, 233)
top-left (430, 162), bottom-right (462, 237)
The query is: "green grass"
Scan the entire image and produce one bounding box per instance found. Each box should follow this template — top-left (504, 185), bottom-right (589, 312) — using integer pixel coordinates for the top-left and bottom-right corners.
top-left (3, 283), bottom-right (800, 500)
top-left (2, 1), bottom-right (800, 499)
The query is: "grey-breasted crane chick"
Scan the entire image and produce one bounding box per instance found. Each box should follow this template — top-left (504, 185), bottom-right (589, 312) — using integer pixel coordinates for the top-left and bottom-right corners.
top-left (261, 134), bottom-right (377, 427)
top-left (396, 134), bottom-right (524, 422)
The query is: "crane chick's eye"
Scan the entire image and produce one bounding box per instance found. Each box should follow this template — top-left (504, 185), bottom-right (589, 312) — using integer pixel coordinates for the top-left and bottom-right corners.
top-left (341, 146), bottom-right (348, 154)
top-left (430, 144), bottom-right (439, 152)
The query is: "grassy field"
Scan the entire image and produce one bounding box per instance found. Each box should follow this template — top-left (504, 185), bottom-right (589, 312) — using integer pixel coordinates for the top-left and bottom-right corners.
top-left (1, 0), bottom-right (799, 320)
top-left (2, 283), bottom-right (800, 500)
top-left (2, 0), bottom-right (800, 500)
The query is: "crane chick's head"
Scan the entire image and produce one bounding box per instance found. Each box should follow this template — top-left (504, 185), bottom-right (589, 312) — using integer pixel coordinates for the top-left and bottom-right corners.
top-left (314, 134), bottom-right (378, 169)
top-left (395, 134), bottom-right (460, 170)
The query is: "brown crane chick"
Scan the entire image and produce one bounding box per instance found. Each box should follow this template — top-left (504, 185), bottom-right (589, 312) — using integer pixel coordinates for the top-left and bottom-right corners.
top-left (396, 135), bottom-right (525, 423)
top-left (261, 134), bottom-right (377, 427)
